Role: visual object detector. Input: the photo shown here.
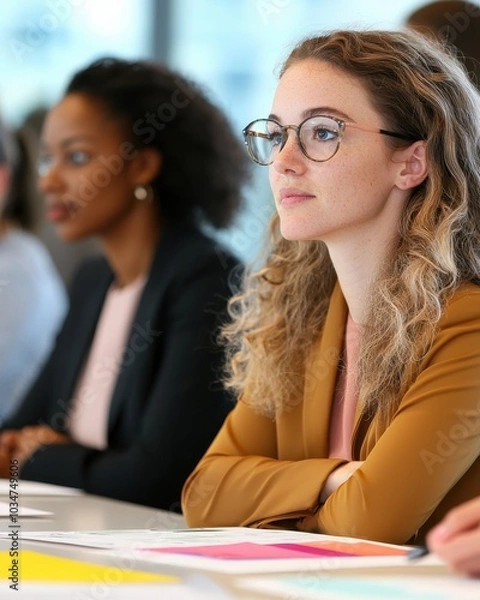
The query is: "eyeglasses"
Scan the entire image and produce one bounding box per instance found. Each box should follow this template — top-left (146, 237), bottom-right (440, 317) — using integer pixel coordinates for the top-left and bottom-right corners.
top-left (242, 115), bottom-right (415, 166)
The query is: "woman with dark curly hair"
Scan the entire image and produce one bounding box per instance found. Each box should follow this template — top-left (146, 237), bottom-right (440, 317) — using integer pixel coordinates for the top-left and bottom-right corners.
top-left (406, 1), bottom-right (480, 90)
top-left (0, 57), bottom-right (250, 510)
top-left (182, 30), bottom-right (480, 544)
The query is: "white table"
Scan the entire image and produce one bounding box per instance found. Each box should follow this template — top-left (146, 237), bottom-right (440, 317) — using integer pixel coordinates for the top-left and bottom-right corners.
top-left (0, 483), bottom-right (475, 599)
top-left (11, 493), bottom-right (186, 531)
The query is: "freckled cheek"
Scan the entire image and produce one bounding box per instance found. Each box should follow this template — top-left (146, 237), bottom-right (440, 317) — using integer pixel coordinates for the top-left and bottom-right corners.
top-left (338, 158), bottom-right (375, 193)
top-left (268, 169), bottom-right (278, 195)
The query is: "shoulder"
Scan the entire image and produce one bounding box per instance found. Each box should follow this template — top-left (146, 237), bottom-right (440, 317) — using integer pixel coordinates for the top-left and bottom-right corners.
top-left (440, 283), bottom-right (480, 325)
top-left (0, 230), bottom-right (65, 298)
top-left (172, 225), bottom-right (239, 267)
top-left (0, 230), bottom-right (56, 275)
top-left (69, 255), bottom-right (112, 288)
top-left (150, 224), bottom-right (242, 285)
top-left (0, 231), bottom-right (67, 320)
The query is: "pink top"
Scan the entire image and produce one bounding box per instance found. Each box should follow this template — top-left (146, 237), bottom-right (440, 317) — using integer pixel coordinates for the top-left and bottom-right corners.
top-left (328, 314), bottom-right (361, 460)
top-left (67, 275), bottom-right (147, 450)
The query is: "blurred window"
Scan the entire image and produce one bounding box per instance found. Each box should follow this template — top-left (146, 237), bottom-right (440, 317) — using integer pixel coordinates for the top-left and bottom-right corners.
top-left (0, 0), bottom-right (152, 125)
top-left (168, 0), bottom-right (423, 259)
top-left (0, 0), bottom-right (426, 260)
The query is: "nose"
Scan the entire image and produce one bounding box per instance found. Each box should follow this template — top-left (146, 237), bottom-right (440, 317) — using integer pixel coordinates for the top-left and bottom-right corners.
top-left (38, 160), bottom-right (64, 194)
top-left (271, 128), bottom-right (306, 174)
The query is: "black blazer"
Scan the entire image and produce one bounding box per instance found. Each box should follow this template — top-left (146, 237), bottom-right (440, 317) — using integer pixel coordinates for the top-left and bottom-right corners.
top-left (4, 223), bottom-right (239, 510)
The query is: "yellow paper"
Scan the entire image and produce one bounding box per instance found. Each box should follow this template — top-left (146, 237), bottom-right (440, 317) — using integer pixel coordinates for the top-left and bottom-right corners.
top-left (0, 550), bottom-right (176, 583)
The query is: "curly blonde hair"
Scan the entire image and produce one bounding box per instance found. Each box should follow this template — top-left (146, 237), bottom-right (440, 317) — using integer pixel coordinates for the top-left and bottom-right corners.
top-left (222, 30), bottom-right (480, 424)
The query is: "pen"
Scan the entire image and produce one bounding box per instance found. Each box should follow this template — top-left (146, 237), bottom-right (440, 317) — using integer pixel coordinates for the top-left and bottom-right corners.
top-left (407, 545), bottom-right (429, 560)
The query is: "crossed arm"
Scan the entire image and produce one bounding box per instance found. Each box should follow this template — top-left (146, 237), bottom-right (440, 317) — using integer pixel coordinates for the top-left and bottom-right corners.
top-left (182, 291), bottom-right (480, 543)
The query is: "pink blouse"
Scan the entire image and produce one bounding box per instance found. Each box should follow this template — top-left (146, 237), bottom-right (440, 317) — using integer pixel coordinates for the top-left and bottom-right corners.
top-left (67, 275), bottom-right (146, 450)
top-left (328, 314), bottom-right (361, 460)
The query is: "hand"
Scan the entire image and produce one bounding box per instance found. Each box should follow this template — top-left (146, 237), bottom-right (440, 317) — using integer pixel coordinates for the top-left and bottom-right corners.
top-left (0, 448), bottom-right (12, 478)
top-left (427, 497), bottom-right (480, 577)
top-left (0, 429), bottom-right (23, 455)
top-left (320, 460), bottom-right (364, 503)
top-left (4, 426), bottom-right (70, 468)
top-left (0, 430), bottom-right (23, 477)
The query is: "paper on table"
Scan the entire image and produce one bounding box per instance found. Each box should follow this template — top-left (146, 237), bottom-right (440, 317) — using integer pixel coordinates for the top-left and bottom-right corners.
top-left (0, 550), bottom-right (174, 584)
top-left (133, 549), bottom-right (420, 575)
top-left (0, 501), bottom-right (52, 518)
top-left (15, 527), bottom-right (340, 549)
top-left (131, 531), bottom-right (441, 575)
top-left (0, 551), bottom-right (233, 600)
top-left (15, 527), bottom-right (407, 555)
top-left (237, 573), bottom-right (480, 599)
top-left (14, 527), bottom-right (422, 574)
top-left (0, 582), bottom-right (232, 600)
top-left (0, 581), bottom-right (229, 600)
top-left (0, 479), bottom-right (82, 496)
top-left (17, 527), bottom-right (406, 550)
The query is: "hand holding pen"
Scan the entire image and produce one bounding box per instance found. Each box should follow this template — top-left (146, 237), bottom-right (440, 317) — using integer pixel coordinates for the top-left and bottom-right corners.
top-left (411, 497), bottom-right (480, 577)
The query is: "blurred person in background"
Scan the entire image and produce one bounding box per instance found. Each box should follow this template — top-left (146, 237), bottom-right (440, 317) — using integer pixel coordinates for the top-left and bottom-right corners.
top-left (0, 57), bottom-right (249, 510)
top-left (0, 118), bottom-right (67, 425)
top-left (13, 107), bottom-right (101, 286)
top-left (407, 0), bottom-right (480, 89)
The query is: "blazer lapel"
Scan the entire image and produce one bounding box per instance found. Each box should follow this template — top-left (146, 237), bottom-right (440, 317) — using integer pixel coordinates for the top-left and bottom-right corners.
top-left (302, 282), bottom-right (347, 457)
top-left (60, 266), bottom-right (112, 410)
top-left (106, 229), bottom-right (176, 435)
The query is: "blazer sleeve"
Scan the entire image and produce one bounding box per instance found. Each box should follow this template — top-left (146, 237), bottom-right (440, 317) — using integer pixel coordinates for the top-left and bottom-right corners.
top-left (315, 290), bottom-right (480, 544)
top-left (182, 399), bottom-right (346, 527)
top-left (19, 250), bottom-right (236, 510)
top-left (183, 290), bottom-right (480, 540)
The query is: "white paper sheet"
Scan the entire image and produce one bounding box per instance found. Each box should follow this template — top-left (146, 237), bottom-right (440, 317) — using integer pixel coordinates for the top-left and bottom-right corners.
top-left (16, 527), bottom-right (406, 549)
top-left (0, 501), bottom-right (52, 518)
top-left (0, 479), bottom-right (82, 496)
top-left (0, 580), bottom-right (232, 600)
top-left (237, 573), bottom-right (480, 599)
top-left (11, 527), bottom-right (438, 574)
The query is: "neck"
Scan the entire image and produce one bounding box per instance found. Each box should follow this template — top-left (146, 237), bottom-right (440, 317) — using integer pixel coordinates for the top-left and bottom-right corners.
top-left (326, 227), bottom-right (401, 326)
top-left (100, 206), bottom-right (162, 288)
top-left (322, 188), bottom-right (408, 324)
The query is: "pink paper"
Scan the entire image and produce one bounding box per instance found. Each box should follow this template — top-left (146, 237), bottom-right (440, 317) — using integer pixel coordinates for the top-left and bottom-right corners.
top-left (143, 542), bottom-right (356, 560)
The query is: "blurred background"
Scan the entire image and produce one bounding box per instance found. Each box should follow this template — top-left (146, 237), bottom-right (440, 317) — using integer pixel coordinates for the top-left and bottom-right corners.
top-left (0, 0), bottom-right (468, 263)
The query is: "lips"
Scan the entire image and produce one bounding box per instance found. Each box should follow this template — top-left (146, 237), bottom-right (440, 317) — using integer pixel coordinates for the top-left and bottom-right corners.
top-left (46, 202), bottom-right (77, 222)
top-left (279, 188), bottom-right (315, 207)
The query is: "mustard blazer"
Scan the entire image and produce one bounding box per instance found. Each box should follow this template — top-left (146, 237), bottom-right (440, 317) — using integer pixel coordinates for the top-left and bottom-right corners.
top-left (182, 283), bottom-right (480, 544)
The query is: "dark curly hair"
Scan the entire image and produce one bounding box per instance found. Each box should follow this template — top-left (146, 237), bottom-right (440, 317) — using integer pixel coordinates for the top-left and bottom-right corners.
top-left (65, 57), bottom-right (250, 228)
top-left (0, 118), bottom-right (38, 230)
top-left (407, 1), bottom-right (480, 90)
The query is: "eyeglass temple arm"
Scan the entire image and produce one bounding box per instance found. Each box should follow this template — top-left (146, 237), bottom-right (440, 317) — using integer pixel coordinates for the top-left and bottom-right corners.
top-left (347, 122), bottom-right (414, 142)
top-left (379, 129), bottom-right (415, 141)
top-left (243, 130), bottom-right (272, 141)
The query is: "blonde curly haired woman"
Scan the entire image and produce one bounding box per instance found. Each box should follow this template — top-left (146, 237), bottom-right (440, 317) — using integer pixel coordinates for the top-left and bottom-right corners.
top-left (182, 29), bottom-right (480, 545)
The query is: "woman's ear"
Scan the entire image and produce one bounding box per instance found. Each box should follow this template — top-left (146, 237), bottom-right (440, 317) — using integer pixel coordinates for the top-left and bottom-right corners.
top-left (394, 141), bottom-right (428, 191)
top-left (131, 147), bottom-right (163, 186)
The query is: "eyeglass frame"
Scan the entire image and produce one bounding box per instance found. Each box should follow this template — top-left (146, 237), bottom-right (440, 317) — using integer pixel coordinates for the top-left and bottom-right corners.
top-left (242, 115), bottom-right (417, 166)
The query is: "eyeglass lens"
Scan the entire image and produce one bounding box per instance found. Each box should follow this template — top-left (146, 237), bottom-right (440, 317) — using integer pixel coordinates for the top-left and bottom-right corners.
top-left (244, 116), bottom-right (342, 165)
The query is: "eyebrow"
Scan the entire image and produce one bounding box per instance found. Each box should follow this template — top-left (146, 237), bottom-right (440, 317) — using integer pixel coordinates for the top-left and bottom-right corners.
top-left (269, 106), bottom-right (354, 123)
top-left (40, 135), bottom-right (96, 150)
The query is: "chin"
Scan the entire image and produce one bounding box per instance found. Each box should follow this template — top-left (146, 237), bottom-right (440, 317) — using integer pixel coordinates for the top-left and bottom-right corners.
top-left (279, 222), bottom-right (323, 242)
top-left (54, 224), bottom-right (90, 243)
